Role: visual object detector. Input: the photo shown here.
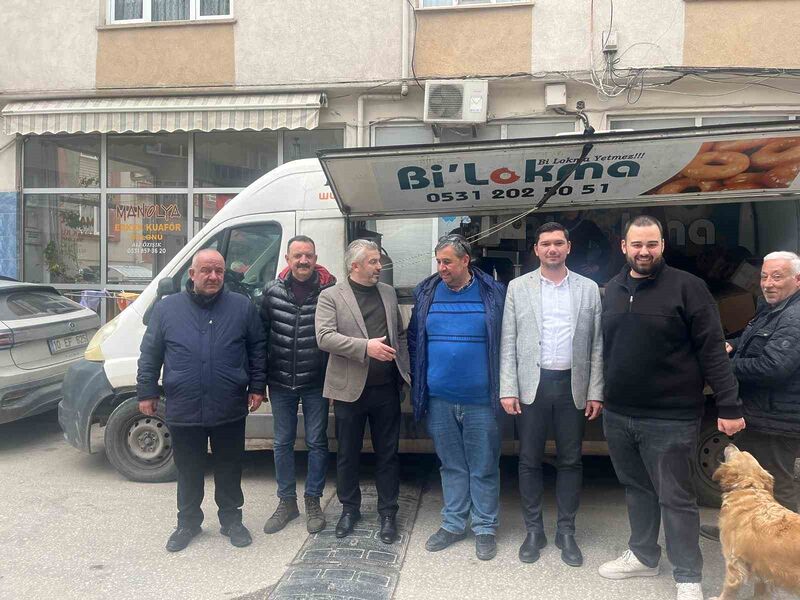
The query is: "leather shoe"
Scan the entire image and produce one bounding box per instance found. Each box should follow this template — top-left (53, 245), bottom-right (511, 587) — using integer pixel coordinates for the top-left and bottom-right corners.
top-left (379, 515), bottom-right (398, 544)
top-left (166, 526), bottom-right (201, 552)
top-left (700, 524), bottom-right (720, 542)
top-left (425, 528), bottom-right (467, 552)
top-left (475, 534), bottom-right (497, 561)
top-left (555, 532), bottom-right (583, 567)
top-left (220, 522), bottom-right (252, 548)
top-left (518, 531), bottom-right (548, 563)
top-left (335, 511), bottom-right (361, 538)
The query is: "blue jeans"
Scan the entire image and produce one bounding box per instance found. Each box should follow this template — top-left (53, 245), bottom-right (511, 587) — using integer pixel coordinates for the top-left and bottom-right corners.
top-left (603, 408), bottom-right (702, 584)
top-left (270, 387), bottom-right (329, 499)
top-left (426, 398), bottom-right (501, 536)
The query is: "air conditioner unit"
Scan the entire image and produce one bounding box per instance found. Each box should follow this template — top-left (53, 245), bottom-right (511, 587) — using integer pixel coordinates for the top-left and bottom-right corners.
top-left (424, 80), bottom-right (488, 124)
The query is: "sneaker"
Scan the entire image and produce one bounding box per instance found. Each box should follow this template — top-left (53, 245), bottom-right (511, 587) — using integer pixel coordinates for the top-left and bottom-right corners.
top-left (263, 497), bottom-right (300, 534)
top-left (220, 522), bottom-right (252, 547)
top-left (304, 496), bottom-right (326, 534)
top-left (676, 582), bottom-right (704, 600)
top-left (699, 524), bottom-right (720, 542)
top-left (598, 549), bottom-right (660, 580)
top-left (165, 525), bottom-right (201, 552)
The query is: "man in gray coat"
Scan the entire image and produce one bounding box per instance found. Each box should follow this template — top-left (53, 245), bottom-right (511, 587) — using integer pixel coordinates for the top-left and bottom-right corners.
top-left (315, 239), bottom-right (411, 544)
top-left (500, 222), bottom-right (604, 567)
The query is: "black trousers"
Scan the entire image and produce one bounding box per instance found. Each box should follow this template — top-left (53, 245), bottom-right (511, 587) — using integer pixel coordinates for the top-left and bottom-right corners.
top-left (334, 383), bottom-right (400, 517)
top-left (517, 370), bottom-right (585, 535)
top-left (170, 417), bottom-right (246, 529)
top-left (735, 428), bottom-right (800, 512)
top-left (603, 409), bottom-right (702, 583)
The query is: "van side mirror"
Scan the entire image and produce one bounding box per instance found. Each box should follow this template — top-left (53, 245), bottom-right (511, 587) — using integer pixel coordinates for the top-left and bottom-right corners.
top-left (143, 278), bottom-right (178, 325)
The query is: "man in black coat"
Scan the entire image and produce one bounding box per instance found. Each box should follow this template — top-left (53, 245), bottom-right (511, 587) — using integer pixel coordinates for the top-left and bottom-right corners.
top-left (598, 215), bottom-right (744, 600)
top-left (260, 235), bottom-right (336, 535)
top-left (137, 249), bottom-right (266, 552)
top-left (702, 251), bottom-right (800, 540)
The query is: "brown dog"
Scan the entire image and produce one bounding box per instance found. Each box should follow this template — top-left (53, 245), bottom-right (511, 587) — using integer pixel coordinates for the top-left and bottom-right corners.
top-left (710, 444), bottom-right (800, 600)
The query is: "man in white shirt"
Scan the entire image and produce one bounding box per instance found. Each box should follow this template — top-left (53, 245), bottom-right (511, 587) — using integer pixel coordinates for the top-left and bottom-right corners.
top-left (500, 222), bottom-right (604, 567)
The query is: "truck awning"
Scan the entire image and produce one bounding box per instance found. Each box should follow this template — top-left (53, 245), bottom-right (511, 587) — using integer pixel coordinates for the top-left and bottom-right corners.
top-left (318, 122), bottom-right (800, 218)
top-left (1, 93), bottom-right (325, 135)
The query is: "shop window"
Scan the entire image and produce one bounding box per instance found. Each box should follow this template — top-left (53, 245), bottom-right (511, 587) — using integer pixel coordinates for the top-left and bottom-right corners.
top-left (194, 131), bottom-right (278, 187)
top-left (23, 194), bottom-right (102, 284)
top-left (109, 0), bottom-right (231, 23)
top-left (506, 120), bottom-right (576, 139)
top-left (701, 115), bottom-right (790, 126)
top-left (439, 125), bottom-right (501, 143)
top-left (609, 117), bottom-right (696, 131)
top-left (23, 135), bottom-right (100, 188)
top-left (282, 129), bottom-right (345, 163)
top-left (421, 0), bottom-right (523, 7)
top-left (107, 133), bottom-right (188, 188)
top-left (106, 194), bottom-right (188, 285)
top-left (193, 193), bottom-right (236, 234)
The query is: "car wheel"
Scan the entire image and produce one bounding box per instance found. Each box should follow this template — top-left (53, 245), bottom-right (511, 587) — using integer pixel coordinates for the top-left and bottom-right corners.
top-left (104, 397), bottom-right (177, 483)
top-left (692, 419), bottom-right (731, 508)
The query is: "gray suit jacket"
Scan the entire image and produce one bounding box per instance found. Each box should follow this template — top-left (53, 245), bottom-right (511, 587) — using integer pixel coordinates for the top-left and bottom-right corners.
top-left (316, 280), bottom-right (411, 402)
top-left (499, 269), bottom-right (603, 409)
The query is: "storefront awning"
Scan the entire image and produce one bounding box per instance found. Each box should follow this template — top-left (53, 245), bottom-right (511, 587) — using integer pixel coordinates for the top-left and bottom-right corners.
top-left (1, 93), bottom-right (325, 135)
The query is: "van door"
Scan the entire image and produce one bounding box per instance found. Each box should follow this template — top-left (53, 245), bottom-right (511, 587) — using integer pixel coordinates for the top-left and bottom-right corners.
top-left (169, 212), bottom-right (295, 306)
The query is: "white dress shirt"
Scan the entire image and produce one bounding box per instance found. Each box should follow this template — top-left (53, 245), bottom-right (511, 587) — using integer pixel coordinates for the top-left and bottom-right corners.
top-left (540, 271), bottom-right (572, 370)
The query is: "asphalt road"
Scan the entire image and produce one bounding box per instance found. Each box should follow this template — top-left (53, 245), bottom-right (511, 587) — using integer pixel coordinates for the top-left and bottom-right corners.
top-left (0, 411), bottom-right (794, 600)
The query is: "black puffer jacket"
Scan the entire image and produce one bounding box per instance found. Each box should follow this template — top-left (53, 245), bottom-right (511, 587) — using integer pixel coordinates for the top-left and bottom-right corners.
top-left (260, 265), bottom-right (336, 391)
top-left (730, 291), bottom-right (800, 437)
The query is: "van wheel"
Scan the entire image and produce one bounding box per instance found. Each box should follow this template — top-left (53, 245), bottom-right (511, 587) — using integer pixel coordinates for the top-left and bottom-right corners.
top-left (692, 420), bottom-right (730, 508)
top-left (104, 397), bottom-right (177, 483)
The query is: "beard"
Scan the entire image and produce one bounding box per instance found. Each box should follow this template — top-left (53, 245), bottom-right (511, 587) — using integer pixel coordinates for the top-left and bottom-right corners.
top-left (627, 254), bottom-right (662, 276)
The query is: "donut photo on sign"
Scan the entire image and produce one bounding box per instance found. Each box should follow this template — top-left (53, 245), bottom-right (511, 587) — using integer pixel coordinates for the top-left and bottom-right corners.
top-left (646, 137), bottom-right (800, 195)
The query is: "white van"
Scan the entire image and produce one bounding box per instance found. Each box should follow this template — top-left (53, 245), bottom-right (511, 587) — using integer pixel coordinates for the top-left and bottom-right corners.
top-left (59, 121), bottom-right (800, 507)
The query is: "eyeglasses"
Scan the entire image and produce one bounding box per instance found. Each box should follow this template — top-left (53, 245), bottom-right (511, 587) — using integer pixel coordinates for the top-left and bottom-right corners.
top-left (437, 234), bottom-right (472, 256)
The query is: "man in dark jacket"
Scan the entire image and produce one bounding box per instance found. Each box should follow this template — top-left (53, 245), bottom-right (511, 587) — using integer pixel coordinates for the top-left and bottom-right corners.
top-left (408, 234), bottom-right (506, 561)
top-left (137, 249), bottom-right (266, 552)
top-left (702, 252), bottom-right (800, 540)
top-left (260, 235), bottom-right (336, 535)
top-left (598, 216), bottom-right (744, 600)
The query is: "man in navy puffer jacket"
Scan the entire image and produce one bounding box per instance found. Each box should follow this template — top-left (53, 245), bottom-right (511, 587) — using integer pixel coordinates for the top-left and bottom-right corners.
top-left (138, 249), bottom-right (266, 552)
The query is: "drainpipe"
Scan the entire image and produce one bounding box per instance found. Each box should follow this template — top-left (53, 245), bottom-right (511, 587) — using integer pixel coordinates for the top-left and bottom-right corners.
top-left (401, 0), bottom-right (410, 97)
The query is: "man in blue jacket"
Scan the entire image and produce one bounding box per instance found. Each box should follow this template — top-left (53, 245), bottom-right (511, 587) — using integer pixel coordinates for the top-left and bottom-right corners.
top-left (408, 234), bottom-right (506, 561)
top-left (138, 249), bottom-right (266, 552)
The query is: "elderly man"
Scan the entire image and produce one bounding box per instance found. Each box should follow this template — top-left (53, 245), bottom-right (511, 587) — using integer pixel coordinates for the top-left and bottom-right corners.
top-left (701, 251), bottom-right (800, 540)
top-left (408, 234), bottom-right (506, 561)
top-left (315, 239), bottom-right (410, 544)
top-left (137, 249), bottom-right (266, 552)
top-left (500, 222), bottom-right (603, 567)
top-left (260, 235), bottom-right (336, 536)
top-left (599, 215), bottom-right (744, 600)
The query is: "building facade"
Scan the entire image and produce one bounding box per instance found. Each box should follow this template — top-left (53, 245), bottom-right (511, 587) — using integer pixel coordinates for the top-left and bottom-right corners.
top-left (2, 0), bottom-right (800, 320)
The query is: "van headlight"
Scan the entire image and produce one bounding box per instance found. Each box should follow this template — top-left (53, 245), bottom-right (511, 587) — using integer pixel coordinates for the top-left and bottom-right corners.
top-left (84, 318), bottom-right (120, 362)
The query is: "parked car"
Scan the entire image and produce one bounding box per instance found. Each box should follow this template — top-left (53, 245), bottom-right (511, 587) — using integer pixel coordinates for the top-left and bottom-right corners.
top-left (0, 282), bottom-right (99, 424)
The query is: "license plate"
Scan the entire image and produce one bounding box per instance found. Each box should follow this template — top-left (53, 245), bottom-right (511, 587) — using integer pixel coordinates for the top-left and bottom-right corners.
top-left (48, 332), bottom-right (90, 355)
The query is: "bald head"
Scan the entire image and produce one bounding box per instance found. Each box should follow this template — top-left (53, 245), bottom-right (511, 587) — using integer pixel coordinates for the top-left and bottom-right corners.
top-left (189, 249), bottom-right (225, 296)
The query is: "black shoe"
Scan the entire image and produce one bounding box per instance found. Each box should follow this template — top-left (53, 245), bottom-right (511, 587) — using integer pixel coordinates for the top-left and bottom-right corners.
top-left (475, 534), bottom-right (497, 561)
top-left (379, 515), bottom-right (398, 544)
top-left (700, 524), bottom-right (720, 542)
top-left (518, 531), bottom-right (548, 564)
top-left (335, 511), bottom-right (361, 538)
top-left (425, 527), bottom-right (467, 552)
top-left (166, 526), bottom-right (201, 552)
top-left (221, 522), bottom-right (252, 547)
top-left (555, 533), bottom-right (583, 567)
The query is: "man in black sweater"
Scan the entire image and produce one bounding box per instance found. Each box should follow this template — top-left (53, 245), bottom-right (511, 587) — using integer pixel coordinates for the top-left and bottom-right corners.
top-left (598, 215), bottom-right (745, 600)
top-left (260, 235), bottom-right (336, 536)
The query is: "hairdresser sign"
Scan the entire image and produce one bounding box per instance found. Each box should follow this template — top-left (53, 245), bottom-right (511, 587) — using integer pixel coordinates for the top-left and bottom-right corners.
top-left (318, 123), bottom-right (800, 217)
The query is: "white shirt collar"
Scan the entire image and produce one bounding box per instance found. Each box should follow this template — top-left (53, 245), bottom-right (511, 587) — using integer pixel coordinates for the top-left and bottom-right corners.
top-left (540, 268), bottom-right (570, 287)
